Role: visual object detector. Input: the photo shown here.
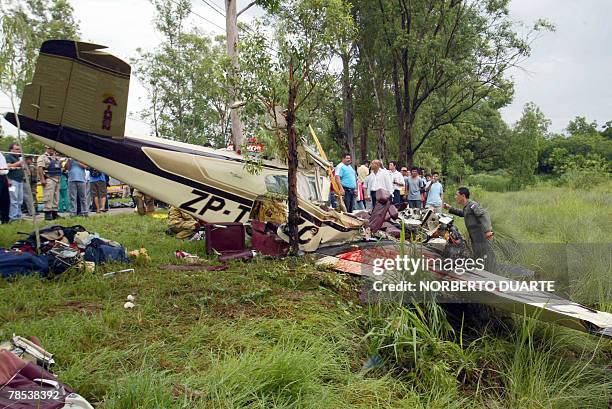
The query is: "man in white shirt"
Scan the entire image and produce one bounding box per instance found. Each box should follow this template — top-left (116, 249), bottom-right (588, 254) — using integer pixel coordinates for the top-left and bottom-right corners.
top-left (365, 159), bottom-right (394, 204)
top-left (0, 154), bottom-right (9, 223)
top-left (388, 161), bottom-right (404, 205)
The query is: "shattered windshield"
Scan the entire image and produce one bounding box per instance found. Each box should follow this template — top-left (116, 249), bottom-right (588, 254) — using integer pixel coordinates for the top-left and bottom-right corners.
top-left (264, 174), bottom-right (326, 202)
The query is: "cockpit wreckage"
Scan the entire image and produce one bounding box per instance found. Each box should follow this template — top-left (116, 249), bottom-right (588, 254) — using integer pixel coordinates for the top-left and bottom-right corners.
top-left (4, 40), bottom-right (612, 338)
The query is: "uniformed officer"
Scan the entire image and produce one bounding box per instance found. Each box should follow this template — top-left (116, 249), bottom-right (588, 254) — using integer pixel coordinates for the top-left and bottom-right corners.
top-left (443, 187), bottom-right (495, 271)
top-left (37, 146), bottom-right (62, 220)
top-left (166, 206), bottom-right (201, 239)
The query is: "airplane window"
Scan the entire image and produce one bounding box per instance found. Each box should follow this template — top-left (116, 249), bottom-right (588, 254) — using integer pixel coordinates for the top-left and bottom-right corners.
top-left (265, 175), bottom-right (288, 195)
top-left (265, 174), bottom-right (322, 201)
top-left (303, 176), bottom-right (320, 201)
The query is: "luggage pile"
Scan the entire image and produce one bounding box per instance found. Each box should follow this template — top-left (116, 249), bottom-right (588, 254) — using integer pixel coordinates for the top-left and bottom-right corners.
top-left (0, 225), bottom-right (129, 278)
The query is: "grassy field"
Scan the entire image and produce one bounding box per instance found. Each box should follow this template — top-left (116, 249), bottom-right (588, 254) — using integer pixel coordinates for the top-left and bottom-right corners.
top-left (0, 183), bottom-right (611, 408)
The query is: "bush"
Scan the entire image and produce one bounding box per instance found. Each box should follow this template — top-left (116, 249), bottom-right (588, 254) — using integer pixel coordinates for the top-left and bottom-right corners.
top-left (556, 170), bottom-right (610, 189)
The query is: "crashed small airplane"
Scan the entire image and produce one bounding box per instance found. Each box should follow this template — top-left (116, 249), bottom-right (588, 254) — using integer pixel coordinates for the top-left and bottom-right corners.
top-left (4, 40), bottom-right (612, 338)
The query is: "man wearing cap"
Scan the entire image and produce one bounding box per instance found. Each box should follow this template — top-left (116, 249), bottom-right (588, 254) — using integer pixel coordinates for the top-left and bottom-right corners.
top-left (444, 187), bottom-right (495, 271)
top-left (37, 146), bottom-right (62, 220)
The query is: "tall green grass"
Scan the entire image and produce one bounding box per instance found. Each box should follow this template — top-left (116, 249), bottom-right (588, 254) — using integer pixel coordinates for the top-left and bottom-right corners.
top-left (0, 187), bottom-right (611, 408)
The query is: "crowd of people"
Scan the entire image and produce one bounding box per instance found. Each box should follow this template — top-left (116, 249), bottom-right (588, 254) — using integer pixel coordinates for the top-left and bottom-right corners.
top-left (0, 144), bottom-right (111, 223)
top-left (333, 153), bottom-right (444, 213)
top-left (333, 153), bottom-right (495, 271)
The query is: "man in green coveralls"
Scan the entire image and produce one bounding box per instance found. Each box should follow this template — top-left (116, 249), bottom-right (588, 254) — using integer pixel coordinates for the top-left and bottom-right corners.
top-left (443, 187), bottom-right (496, 272)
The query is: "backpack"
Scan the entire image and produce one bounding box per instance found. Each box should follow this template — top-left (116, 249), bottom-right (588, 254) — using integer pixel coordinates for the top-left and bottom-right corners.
top-left (84, 238), bottom-right (129, 264)
top-left (13, 225), bottom-right (87, 253)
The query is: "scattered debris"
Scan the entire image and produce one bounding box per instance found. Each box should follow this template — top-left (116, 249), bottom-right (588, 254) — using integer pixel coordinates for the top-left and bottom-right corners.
top-left (123, 301), bottom-right (135, 309)
top-left (362, 354), bottom-right (383, 370)
top-left (175, 250), bottom-right (200, 263)
top-left (0, 335), bottom-right (94, 408)
top-left (103, 268), bottom-right (135, 278)
top-left (127, 294), bottom-right (135, 302)
top-left (251, 220), bottom-right (289, 256)
top-left (159, 263), bottom-right (227, 272)
top-left (218, 250), bottom-right (255, 262)
top-left (128, 247), bottom-right (151, 264)
top-left (204, 222), bottom-right (246, 254)
top-left (1, 225), bottom-right (130, 278)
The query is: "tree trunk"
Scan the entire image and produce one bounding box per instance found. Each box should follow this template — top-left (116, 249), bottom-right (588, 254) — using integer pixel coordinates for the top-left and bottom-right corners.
top-left (359, 117), bottom-right (369, 164)
top-left (405, 124), bottom-right (413, 168)
top-left (376, 123), bottom-right (386, 164)
top-left (341, 52), bottom-right (355, 161)
top-left (286, 59), bottom-right (299, 255)
top-left (225, 0), bottom-right (244, 151)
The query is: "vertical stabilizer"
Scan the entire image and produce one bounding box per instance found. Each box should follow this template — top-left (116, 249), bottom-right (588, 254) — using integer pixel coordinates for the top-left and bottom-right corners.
top-left (19, 40), bottom-right (130, 138)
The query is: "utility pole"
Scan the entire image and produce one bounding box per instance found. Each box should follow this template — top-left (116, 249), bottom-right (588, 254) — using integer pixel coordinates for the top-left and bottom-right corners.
top-left (225, 0), bottom-right (244, 151)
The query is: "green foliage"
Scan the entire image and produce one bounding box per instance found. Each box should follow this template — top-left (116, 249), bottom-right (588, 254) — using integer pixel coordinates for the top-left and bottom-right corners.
top-left (465, 173), bottom-right (513, 192)
top-left (446, 153), bottom-right (472, 184)
top-left (546, 147), bottom-right (608, 175)
top-left (237, 0), bottom-right (356, 161)
top-left (133, 0), bottom-right (232, 146)
top-left (566, 115), bottom-right (598, 136)
top-left (507, 103), bottom-right (549, 188)
top-left (355, 0), bottom-right (552, 165)
top-left (1, 186), bottom-right (611, 408)
top-left (0, 0), bottom-right (79, 97)
top-left (0, 134), bottom-right (45, 154)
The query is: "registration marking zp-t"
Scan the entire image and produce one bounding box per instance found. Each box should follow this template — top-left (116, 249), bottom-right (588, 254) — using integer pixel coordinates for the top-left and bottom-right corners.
top-left (180, 189), bottom-right (250, 222)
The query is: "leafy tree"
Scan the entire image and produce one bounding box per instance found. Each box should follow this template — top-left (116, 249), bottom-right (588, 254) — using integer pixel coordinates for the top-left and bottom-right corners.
top-left (566, 116), bottom-right (598, 136)
top-left (601, 120), bottom-right (612, 140)
top-left (134, 0), bottom-right (233, 146)
top-left (239, 0), bottom-right (355, 252)
top-left (355, 0), bottom-right (552, 166)
top-left (1, 0), bottom-right (78, 151)
top-left (0, 0), bottom-right (79, 96)
top-left (507, 102), bottom-right (549, 187)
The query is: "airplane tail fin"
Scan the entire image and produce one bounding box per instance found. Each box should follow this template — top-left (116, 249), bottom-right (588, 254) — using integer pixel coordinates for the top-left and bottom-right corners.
top-left (19, 40), bottom-right (131, 138)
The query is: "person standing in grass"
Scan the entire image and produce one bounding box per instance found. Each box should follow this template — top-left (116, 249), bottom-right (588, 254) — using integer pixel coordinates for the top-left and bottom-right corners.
top-left (444, 187), bottom-right (495, 271)
top-left (38, 147), bottom-right (63, 220)
top-left (356, 161), bottom-right (369, 210)
top-left (365, 159), bottom-right (394, 204)
top-left (24, 156), bottom-right (38, 215)
top-left (388, 161), bottom-right (404, 205)
top-left (406, 167), bottom-right (425, 208)
top-left (5, 143), bottom-right (25, 221)
top-left (335, 153), bottom-right (358, 213)
top-left (90, 169), bottom-right (108, 213)
top-left (425, 172), bottom-right (444, 213)
top-left (58, 168), bottom-right (70, 214)
top-left (0, 153), bottom-right (9, 224)
top-left (65, 158), bottom-right (89, 217)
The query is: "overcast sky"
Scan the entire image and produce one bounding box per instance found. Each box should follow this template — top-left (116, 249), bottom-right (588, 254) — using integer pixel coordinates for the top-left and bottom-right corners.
top-left (1, 0), bottom-right (611, 137)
